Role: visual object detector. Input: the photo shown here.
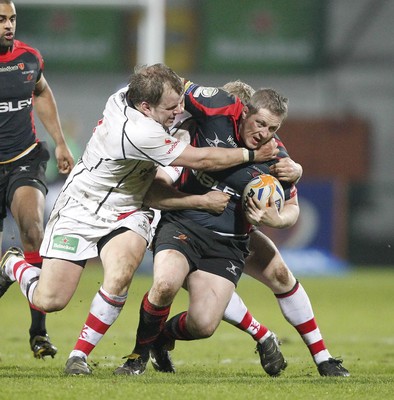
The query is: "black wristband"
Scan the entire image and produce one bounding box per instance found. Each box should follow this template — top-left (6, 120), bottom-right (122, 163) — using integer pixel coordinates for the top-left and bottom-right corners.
top-left (248, 149), bottom-right (255, 162)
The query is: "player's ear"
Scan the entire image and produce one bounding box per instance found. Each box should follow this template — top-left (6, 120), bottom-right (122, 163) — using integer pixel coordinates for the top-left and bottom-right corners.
top-left (140, 101), bottom-right (151, 116)
top-left (241, 105), bottom-right (249, 119)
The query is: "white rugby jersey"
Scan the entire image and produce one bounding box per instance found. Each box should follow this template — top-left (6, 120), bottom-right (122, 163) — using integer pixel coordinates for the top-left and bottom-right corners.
top-left (62, 86), bottom-right (187, 221)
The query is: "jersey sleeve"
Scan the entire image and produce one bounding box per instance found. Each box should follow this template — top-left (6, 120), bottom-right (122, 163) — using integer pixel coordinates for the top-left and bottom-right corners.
top-left (35, 50), bottom-right (44, 83)
top-left (25, 42), bottom-right (44, 82)
top-left (124, 118), bottom-right (188, 167)
top-left (274, 133), bottom-right (290, 159)
top-left (273, 134), bottom-right (298, 200)
top-left (159, 165), bottom-right (183, 183)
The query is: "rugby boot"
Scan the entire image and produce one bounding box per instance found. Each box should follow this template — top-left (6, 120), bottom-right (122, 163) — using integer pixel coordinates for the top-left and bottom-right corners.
top-left (64, 356), bottom-right (92, 375)
top-left (0, 247), bottom-right (23, 297)
top-left (318, 358), bottom-right (350, 377)
top-left (114, 353), bottom-right (149, 375)
top-left (30, 335), bottom-right (58, 359)
top-left (150, 341), bottom-right (175, 373)
top-left (255, 333), bottom-right (287, 377)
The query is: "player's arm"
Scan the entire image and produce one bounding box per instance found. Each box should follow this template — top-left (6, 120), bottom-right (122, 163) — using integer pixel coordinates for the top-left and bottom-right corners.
top-left (33, 74), bottom-right (75, 174)
top-left (171, 139), bottom-right (278, 171)
top-left (144, 168), bottom-right (230, 214)
top-left (245, 193), bottom-right (299, 229)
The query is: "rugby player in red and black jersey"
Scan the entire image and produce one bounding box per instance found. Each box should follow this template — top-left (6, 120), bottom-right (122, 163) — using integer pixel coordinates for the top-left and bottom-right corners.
top-left (118, 80), bottom-right (349, 377)
top-left (115, 83), bottom-right (299, 376)
top-left (0, 0), bottom-right (74, 359)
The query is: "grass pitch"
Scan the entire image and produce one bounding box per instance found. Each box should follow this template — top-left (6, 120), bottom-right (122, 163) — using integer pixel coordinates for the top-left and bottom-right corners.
top-left (1, 264), bottom-right (393, 400)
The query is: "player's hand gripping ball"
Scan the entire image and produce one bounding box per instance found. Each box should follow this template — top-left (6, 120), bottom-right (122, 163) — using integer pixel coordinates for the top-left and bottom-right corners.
top-left (243, 174), bottom-right (285, 213)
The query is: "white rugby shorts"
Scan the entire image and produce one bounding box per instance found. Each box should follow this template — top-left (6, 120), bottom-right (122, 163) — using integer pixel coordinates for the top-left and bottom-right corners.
top-left (40, 192), bottom-right (152, 261)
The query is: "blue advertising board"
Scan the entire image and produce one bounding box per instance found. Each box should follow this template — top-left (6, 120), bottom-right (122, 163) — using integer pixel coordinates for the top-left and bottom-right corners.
top-left (261, 180), bottom-right (350, 275)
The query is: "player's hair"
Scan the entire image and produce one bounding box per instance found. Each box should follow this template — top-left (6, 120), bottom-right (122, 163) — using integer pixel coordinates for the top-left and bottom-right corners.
top-left (248, 88), bottom-right (288, 118)
top-left (127, 63), bottom-right (184, 107)
top-left (222, 80), bottom-right (255, 105)
top-left (0, 0), bottom-right (13, 5)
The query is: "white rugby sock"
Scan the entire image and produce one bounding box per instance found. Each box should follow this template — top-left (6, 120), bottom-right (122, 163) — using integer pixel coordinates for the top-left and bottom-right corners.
top-left (5, 256), bottom-right (41, 304)
top-left (223, 291), bottom-right (271, 342)
top-left (69, 286), bottom-right (127, 359)
top-left (276, 281), bottom-right (331, 364)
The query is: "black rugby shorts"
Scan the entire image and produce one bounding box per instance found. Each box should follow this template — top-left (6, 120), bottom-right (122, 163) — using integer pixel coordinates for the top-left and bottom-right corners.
top-left (153, 213), bottom-right (250, 285)
top-left (0, 141), bottom-right (50, 221)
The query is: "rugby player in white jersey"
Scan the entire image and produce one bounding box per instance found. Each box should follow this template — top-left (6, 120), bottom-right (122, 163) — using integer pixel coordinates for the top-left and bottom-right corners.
top-left (0, 64), bottom-right (279, 375)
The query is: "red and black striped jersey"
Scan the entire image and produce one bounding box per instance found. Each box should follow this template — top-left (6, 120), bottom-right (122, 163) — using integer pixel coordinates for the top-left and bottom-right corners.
top-left (0, 40), bottom-right (43, 162)
top-left (166, 81), bottom-right (296, 235)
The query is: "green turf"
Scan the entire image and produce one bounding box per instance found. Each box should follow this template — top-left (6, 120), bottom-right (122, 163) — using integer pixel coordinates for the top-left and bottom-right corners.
top-left (1, 264), bottom-right (393, 399)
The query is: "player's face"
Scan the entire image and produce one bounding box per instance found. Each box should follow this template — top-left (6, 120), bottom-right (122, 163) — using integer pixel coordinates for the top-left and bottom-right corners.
top-left (0, 3), bottom-right (16, 51)
top-left (149, 87), bottom-right (184, 129)
top-left (240, 108), bottom-right (283, 149)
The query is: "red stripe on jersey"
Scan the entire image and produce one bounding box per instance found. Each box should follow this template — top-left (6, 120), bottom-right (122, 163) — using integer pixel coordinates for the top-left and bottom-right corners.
top-left (274, 136), bottom-right (287, 152)
top-left (30, 106), bottom-right (38, 138)
top-left (117, 209), bottom-right (138, 221)
top-left (0, 40), bottom-right (43, 69)
top-left (186, 90), bottom-right (244, 118)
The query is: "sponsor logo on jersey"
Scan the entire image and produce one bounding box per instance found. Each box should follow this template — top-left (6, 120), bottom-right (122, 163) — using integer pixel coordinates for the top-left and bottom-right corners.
top-left (226, 261), bottom-right (241, 276)
top-left (192, 86), bottom-right (219, 98)
top-left (206, 132), bottom-right (226, 147)
top-left (0, 98), bottom-right (32, 112)
top-left (226, 135), bottom-right (238, 148)
top-left (0, 63), bottom-right (29, 73)
top-left (193, 170), bottom-right (240, 198)
top-left (0, 65), bottom-right (19, 73)
top-left (173, 231), bottom-right (190, 243)
top-left (52, 235), bottom-right (79, 253)
top-left (200, 87), bottom-right (219, 98)
top-left (165, 139), bottom-right (180, 154)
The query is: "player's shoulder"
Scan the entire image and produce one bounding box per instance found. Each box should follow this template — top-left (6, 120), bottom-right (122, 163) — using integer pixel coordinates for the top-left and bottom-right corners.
top-left (184, 80), bottom-right (242, 118)
top-left (184, 79), bottom-right (230, 102)
top-left (13, 40), bottom-right (42, 60)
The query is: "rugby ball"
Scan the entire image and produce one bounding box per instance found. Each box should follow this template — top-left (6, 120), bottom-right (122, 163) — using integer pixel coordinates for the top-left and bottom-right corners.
top-left (243, 175), bottom-right (285, 212)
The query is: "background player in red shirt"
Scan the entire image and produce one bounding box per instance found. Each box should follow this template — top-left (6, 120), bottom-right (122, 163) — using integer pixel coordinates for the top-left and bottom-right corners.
top-left (0, 0), bottom-right (74, 359)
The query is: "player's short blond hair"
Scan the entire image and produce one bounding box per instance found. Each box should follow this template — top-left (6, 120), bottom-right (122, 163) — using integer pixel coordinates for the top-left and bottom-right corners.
top-left (249, 88), bottom-right (288, 118)
top-left (222, 80), bottom-right (255, 105)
